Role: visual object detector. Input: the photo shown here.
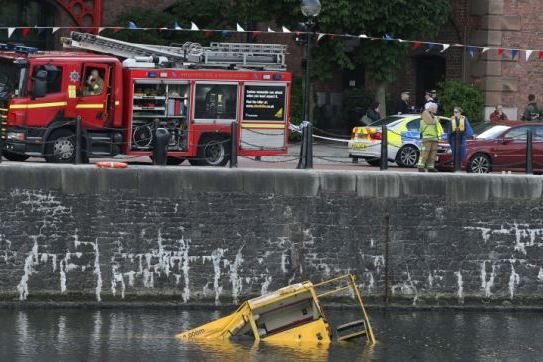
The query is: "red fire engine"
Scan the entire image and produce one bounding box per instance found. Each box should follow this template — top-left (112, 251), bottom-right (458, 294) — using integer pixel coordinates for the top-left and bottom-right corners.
top-left (0, 32), bottom-right (291, 165)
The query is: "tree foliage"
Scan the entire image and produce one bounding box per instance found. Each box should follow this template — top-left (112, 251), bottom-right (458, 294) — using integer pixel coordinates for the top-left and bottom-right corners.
top-left (314, 0), bottom-right (450, 82)
top-left (438, 81), bottom-right (484, 123)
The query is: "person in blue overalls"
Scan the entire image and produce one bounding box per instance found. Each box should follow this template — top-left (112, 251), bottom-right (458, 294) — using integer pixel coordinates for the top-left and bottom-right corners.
top-left (448, 106), bottom-right (474, 167)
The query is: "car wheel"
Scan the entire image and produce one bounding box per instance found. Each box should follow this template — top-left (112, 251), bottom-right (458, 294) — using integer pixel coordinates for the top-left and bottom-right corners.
top-left (3, 151), bottom-right (29, 162)
top-left (196, 135), bottom-right (230, 166)
top-left (467, 153), bottom-right (491, 173)
top-left (396, 145), bottom-right (419, 168)
top-left (46, 129), bottom-right (76, 163)
top-left (366, 158), bottom-right (381, 167)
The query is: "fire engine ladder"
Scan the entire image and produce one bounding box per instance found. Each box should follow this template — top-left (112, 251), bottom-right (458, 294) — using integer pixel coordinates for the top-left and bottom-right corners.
top-left (62, 32), bottom-right (287, 70)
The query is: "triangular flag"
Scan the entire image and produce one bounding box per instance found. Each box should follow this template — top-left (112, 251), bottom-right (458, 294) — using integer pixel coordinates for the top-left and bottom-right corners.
top-left (282, 26), bottom-right (291, 33)
top-left (204, 30), bottom-right (213, 38)
top-left (221, 30), bottom-right (230, 38)
top-left (467, 46), bottom-right (476, 58)
top-left (251, 31), bottom-right (262, 39)
top-left (191, 22), bottom-right (199, 31)
top-left (112, 27), bottom-right (121, 33)
top-left (511, 49), bottom-right (519, 59)
top-left (497, 48), bottom-right (505, 56)
top-left (384, 33), bottom-right (394, 41)
top-left (97, 27), bottom-right (104, 33)
top-left (538, 51), bottom-right (543, 59)
top-left (440, 44), bottom-right (450, 53)
top-left (425, 43), bottom-right (436, 52)
top-left (22, 28), bottom-right (31, 38)
top-left (236, 23), bottom-right (245, 32)
top-left (174, 22), bottom-right (182, 30)
top-left (52, 27), bottom-right (60, 34)
top-left (359, 34), bottom-right (368, 38)
top-left (7, 28), bottom-right (15, 38)
top-left (525, 50), bottom-right (534, 61)
top-left (267, 27), bottom-right (275, 32)
top-left (481, 47), bottom-right (490, 54)
top-left (412, 42), bottom-right (421, 49)
top-left (35, 26), bottom-right (44, 35)
top-left (317, 33), bottom-right (325, 42)
top-left (128, 21), bottom-right (137, 29)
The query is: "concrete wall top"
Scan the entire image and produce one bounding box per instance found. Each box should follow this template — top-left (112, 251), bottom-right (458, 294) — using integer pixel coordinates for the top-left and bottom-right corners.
top-left (0, 164), bottom-right (542, 202)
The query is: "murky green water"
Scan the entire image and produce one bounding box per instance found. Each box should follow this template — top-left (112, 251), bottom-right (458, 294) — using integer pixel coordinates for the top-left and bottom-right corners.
top-left (0, 308), bottom-right (541, 361)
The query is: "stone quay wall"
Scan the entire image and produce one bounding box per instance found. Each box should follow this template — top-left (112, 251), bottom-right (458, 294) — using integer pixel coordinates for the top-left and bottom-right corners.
top-left (1, 164), bottom-right (543, 307)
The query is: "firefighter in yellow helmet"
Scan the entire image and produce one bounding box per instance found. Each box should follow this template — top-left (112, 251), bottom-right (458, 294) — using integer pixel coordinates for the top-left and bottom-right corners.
top-left (417, 102), bottom-right (444, 172)
top-left (447, 106), bottom-right (474, 166)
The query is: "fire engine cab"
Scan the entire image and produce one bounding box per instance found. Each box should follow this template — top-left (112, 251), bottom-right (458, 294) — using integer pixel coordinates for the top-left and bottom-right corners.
top-left (0, 32), bottom-right (291, 165)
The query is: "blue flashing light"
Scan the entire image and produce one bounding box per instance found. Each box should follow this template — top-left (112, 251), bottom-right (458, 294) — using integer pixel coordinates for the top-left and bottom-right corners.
top-left (0, 43), bottom-right (38, 54)
top-left (148, 72), bottom-right (158, 78)
top-left (273, 73), bottom-right (282, 81)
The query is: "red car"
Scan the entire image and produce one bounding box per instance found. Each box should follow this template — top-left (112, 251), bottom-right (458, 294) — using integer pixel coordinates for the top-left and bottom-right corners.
top-left (436, 122), bottom-right (543, 173)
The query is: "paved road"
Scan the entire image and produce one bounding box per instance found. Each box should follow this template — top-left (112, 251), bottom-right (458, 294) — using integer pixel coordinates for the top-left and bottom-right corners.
top-left (0, 141), bottom-right (423, 172)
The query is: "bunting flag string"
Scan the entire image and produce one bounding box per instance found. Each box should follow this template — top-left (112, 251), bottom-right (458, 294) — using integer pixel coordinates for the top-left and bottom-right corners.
top-left (1, 23), bottom-right (542, 62)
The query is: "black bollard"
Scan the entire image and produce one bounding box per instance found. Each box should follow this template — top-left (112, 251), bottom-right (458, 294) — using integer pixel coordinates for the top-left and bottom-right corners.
top-left (153, 127), bottom-right (169, 166)
top-left (296, 123), bottom-right (307, 169)
top-left (230, 121), bottom-right (238, 168)
top-left (380, 125), bottom-right (388, 170)
top-left (454, 129), bottom-right (461, 172)
top-left (526, 128), bottom-right (533, 174)
top-left (305, 122), bottom-right (313, 169)
top-left (74, 116), bottom-right (82, 164)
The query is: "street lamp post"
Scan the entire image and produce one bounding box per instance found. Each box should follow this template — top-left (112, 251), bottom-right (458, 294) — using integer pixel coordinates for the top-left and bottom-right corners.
top-left (300, 0), bottom-right (321, 124)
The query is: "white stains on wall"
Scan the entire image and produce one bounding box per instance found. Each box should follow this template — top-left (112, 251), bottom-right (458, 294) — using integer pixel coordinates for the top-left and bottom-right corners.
top-left (465, 223), bottom-right (543, 255)
top-left (538, 268), bottom-right (543, 282)
top-left (179, 238), bottom-right (191, 303)
top-left (210, 248), bottom-right (224, 305)
top-left (481, 261), bottom-right (496, 298)
top-left (111, 264), bottom-right (126, 299)
top-left (93, 240), bottom-right (102, 302)
top-left (261, 274), bottom-right (273, 295)
top-left (227, 246), bottom-right (244, 305)
top-left (16, 238), bottom-right (39, 300)
top-left (509, 263), bottom-right (520, 299)
top-left (454, 271), bottom-right (464, 304)
top-left (391, 270), bottom-right (418, 305)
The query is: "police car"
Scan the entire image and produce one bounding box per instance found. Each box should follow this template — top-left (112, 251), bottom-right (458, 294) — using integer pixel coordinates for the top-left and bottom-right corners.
top-left (348, 114), bottom-right (451, 167)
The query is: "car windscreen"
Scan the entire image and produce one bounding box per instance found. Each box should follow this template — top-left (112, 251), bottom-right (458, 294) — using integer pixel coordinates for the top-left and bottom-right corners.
top-left (368, 115), bottom-right (403, 127)
top-left (0, 60), bottom-right (21, 99)
top-left (476, 125), bottom-right (510, 140)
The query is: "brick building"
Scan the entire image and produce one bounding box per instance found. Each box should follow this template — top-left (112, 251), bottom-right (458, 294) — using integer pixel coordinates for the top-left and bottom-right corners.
top-left (5, 0), bottom-right (543, 123)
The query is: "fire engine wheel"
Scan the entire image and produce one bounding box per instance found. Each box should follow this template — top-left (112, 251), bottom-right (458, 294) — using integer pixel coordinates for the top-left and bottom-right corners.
top-left (194, 135), bottom-right (230, 166)
top-left (46, 129), bottom-right (77, 163)
top-left (396, 145), bottom-right (419, 168)
top-left (2, 151), bottom-right (29, 162)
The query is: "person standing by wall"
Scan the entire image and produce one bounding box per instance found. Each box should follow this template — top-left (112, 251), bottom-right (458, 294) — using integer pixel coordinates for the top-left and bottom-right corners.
top-left (448, 106), bottom-right (474, 168)
top-left (365, 101), bottom-right (381, 123)
top-left (489, 104), bottom-right (509, 123)
top-left (417, 102), bottom-right (443, 172)
top-left (521, 94), bottom-right (540, 121)
top-left (395, 91), bottom-right (413, 115)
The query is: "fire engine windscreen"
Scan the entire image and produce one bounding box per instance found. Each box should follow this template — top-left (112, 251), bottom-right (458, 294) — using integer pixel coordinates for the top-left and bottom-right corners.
top-left (0, 60), bottom-right (22, 99)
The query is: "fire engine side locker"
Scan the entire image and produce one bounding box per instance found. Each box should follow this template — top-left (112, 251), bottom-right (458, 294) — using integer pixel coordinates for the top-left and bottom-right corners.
top-left (124, 71), bottom-right (190, 155)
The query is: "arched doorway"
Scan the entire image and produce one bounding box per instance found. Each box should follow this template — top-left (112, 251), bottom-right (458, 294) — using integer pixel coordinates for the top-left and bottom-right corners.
top-left (415, 55), bottom-right (446, 107)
